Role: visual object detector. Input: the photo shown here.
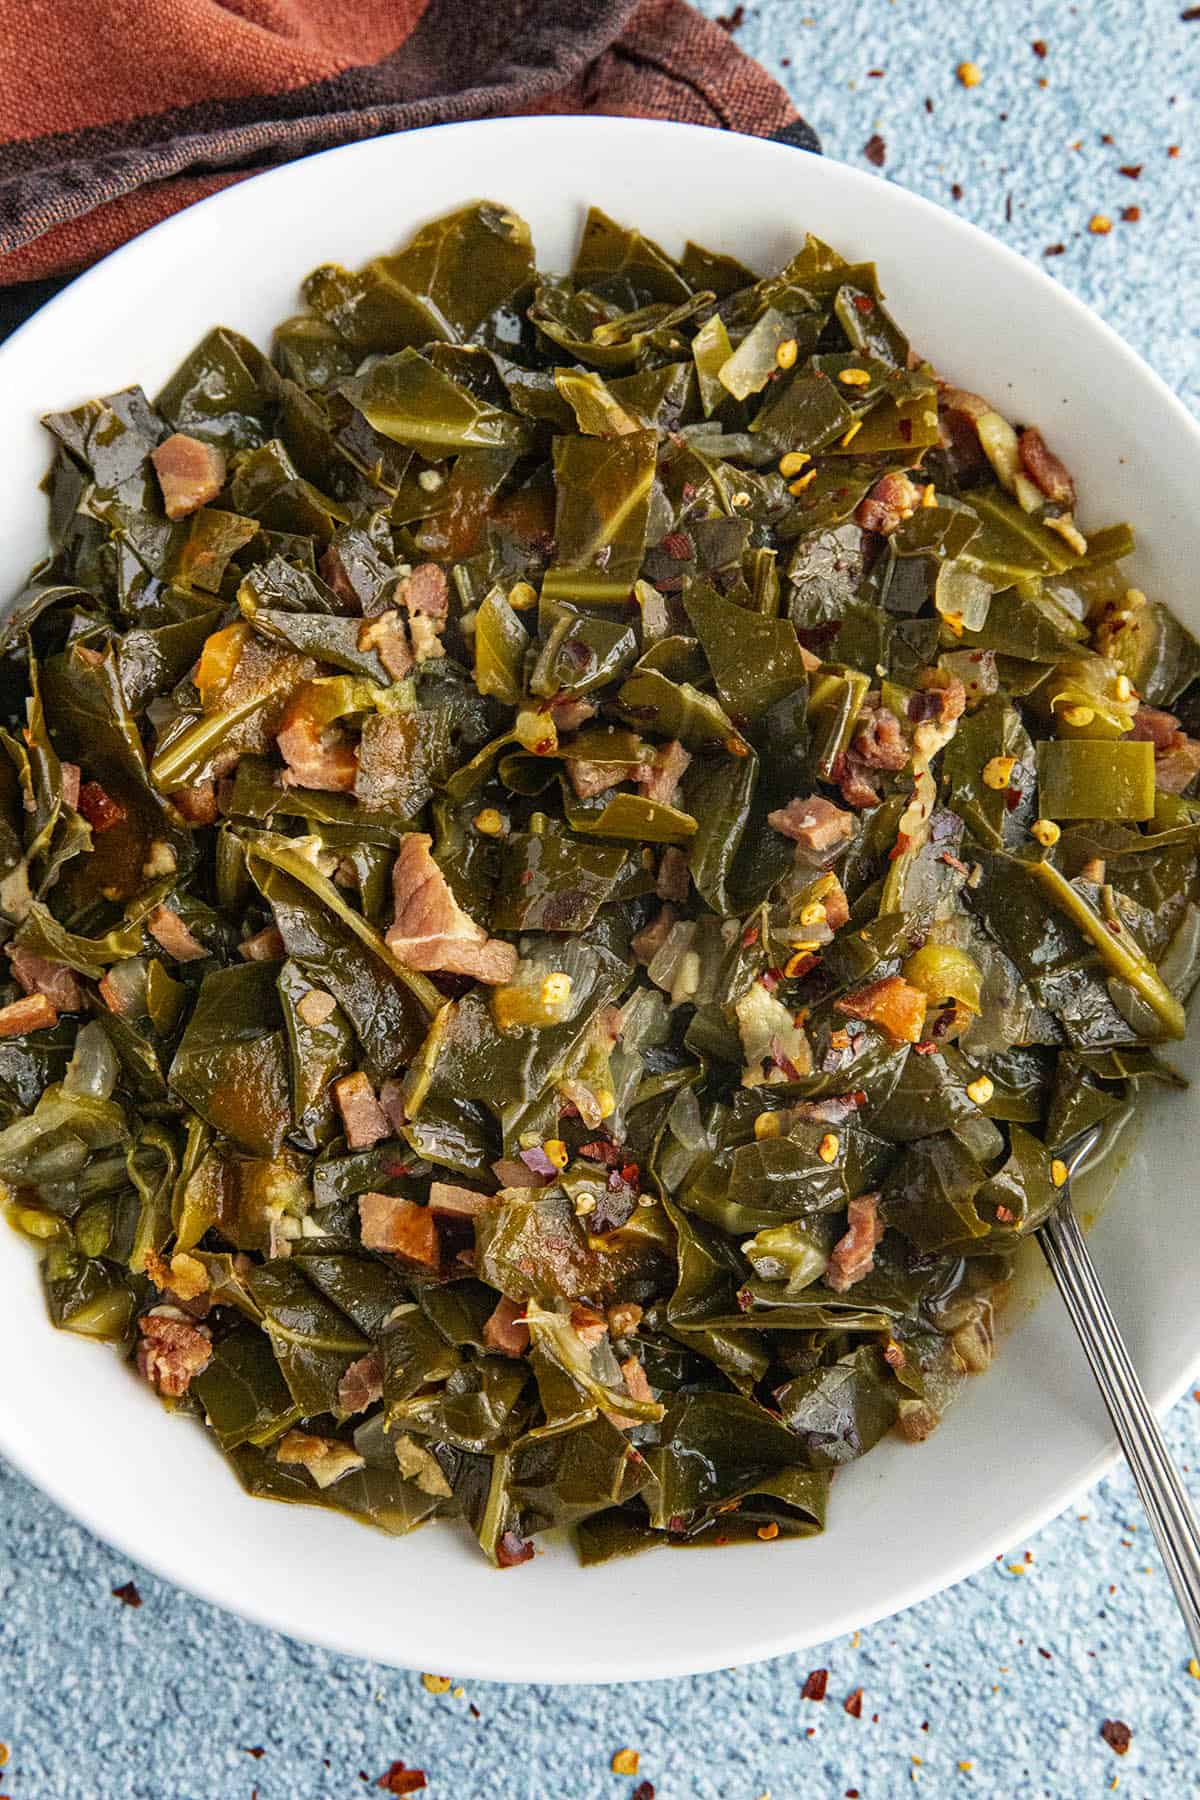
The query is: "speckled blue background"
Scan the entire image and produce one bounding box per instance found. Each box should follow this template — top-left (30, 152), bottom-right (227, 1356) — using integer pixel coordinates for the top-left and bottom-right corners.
top-left (2, 3), bottom-right (1198, 1795)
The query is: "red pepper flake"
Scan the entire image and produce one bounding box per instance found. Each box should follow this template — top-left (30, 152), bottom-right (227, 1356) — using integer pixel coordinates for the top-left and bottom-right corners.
top-left (853, 293), bottom-right (876, 314)
top-left (913, 1040), bottom-right (938, 1056)
top-left (802, 1667), bottom-right (829, 1701)
top-left (1044, 242), bottom-right (1066, 256)
top-left (867, 68), bottom-right (884, 77)
top-left (1032, 38), bottom-right (1048, 55)
top-left (1118, 163), bottom-right (1143, 178)
top-left (995, 1203), bottom-right (1015, 1223)
top-left (742, 925), bottom-right (760, 947)
top-left (1100, 1719), bottom-right (1132, 1755)
top-left (376, 1764), bottom-right (427, 1795)
top-left (924, 96), bottom-right (934, 112)
top-left (632, 1786), bottom-right (656, 1800)
top-left (863, 134), bottom-right (887, 167)
top-left (844, 1687), bottom-right (865, 1718)
top-left (1121, 206), bottom-right (1141, 222)
top-left (620, 1162), bottom-right (640, 1185)
top-left (244, 1748), bottom-right (266, 1759)
top-left (468, 1704), bottom-right (481, 1719)
top-left (846, 1791), bottom-right (860, 1798)
top-left (1168, 144), bottom-right (1181, 156)
top-left (951, 182), bottom-right (964, 201)
top-left (78, 781), bottom-right (126, 833)
top-left (1181, 5), bottom-right (1200, 17)
top-left (111, 1580), bottom-right (141, 1607)
top-left (661, 531), bottom-right (693, 561)
top-left (714, 3), bottom-right (745, 25)
top-left (1038, 1647), bottom-right (1052, 1659)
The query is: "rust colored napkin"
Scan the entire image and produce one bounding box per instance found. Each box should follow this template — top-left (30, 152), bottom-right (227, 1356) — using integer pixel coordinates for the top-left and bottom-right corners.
top-left (0, 0), bottom-right (813, 316)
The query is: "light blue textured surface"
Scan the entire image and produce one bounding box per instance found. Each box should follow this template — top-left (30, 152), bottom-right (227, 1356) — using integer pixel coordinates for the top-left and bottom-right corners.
top-left (3, 4), bottom-right (1200, 1795)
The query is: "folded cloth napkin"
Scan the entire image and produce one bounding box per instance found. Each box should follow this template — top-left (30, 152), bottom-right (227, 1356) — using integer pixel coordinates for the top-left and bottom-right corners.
top-left (0, 0), bottom-right (814, 312)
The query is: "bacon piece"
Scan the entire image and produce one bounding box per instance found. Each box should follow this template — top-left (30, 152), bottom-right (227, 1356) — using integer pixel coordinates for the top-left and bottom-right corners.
top-left (401, 562), bottom-right (449, 621)
top-left (496, 1530), bottom-right (535, 1568)
top-left (0, 993), bottom-right (58, 1037)
top-left (172, 779), bottom-right (218, 826)
top-left (385, 832), bottom-right (518, 984)
top-left (656, 845), bottom-right (690, 903)
top-left (296, 987), bottom-right (337, 1027)
top-left (60, 762), bottom-right (81, 811)
top-left (1128, 705), bottom-right (1200, 793)
top-left (150, 433), bottom-right (226, 520)
top-left (136, 1312), bottom-right (212, 1397)
top-left (333, 1072), bottom-right (392, 1149)
top-left (826, 1193), bottom-right (884, 1292)
top-left (606, 1355), bottom-right (655, 1429)
top-left (1018, 426), bottom-right (1076, 509)
top-left (77, 781), bottom-right (126, 833)
top-left (768, 795), bottom-right (855, 852)
top-left (275, 705), bottom-right (357, 794)
top-left (638, 738), bottom-right (691, 806)
top-left (566, 759), bottom-right (629, 800)
top-left (912, 667), bottom-right (967, 726)
top-left (550, 696), bottom-right (597, 733)
top-left (357, 1191), bottom-right (439, 1268)
top-left (147, 905), bottom-right (207, 962)
top-left (854, 471), bottom-right (922, 536)
top-left (852, 703), bottom-right (909, 771)
top-left (631, 903), bottom-right (676, 966)
top-left (483, 1296), bottom-right (529, 1358)
top-left (356, 610), bottom-right (413, 680)
top-left (238, 926), bottom-right (285, 962)
top-left (937, 388), bottom-right (992, 482)
top-left (7, 946), bottom-right (84, 1011)
top-left (831, 751), bottom-right (882, 811)
top-left (275, 1429), bottom-right (366, 1489)
top-left (337, 1351), bottom-right (384, 1417)
top-left (836, 975), bottom-right (928, 1044)
top-left (428, 1181), bottom-right (499, 1219)
top-left (569, 1303), bottom-right (609, 1348)
top-left (821, 876), bottom-right (851, 932)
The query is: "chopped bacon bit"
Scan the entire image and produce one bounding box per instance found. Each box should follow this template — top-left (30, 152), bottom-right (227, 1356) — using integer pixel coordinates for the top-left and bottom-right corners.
top-left (768, 794), bottom-right (855, 852)
top-left (483, 1296), bottom-right (529, 1357)
top-left (1129, 704), bottom-right (1200, 791)
top-left (656, 844), bottom-right (691, 903)
top-left (334, 1072), bottom-right (392, 1149)
top-left (631, 903), bottom-right (676, 965)
top-left (855, 471), bottom-right (922, 535)
top-left (569, 757), bottom-right (632, 803)
top-left (836, 975), bottom-right (928, 1044)
top-left (296, 987), bottom-right (337, 1028)
top-left (638, 738), bottom-right (691, 806)
top-left (337, 1350), bottom-right (384, 1417)
top-left (827, 1193), bottom-right (884, 1292)
top-left (0, 992), bottom-right (58, 1037)
top-left (822, 876), bottom-right (851, 931)
top-left (111, 1580), bottom-right (142, 1607)
top-left (238, 925), bottom-right (285, 962)
top-left (147, 905), bottom-right (207, 963)
top-left (7, 946), bottom-right (84, 1011)
top-left (914, 666), bottom-right (967, 725)
top-left (376, 1763), bottom-right (427, 1796)
top-left (1018, 426), bottom-right (1076, 509)
top-left (844, 1687), bottom-right (864, 1718)
top-left (356, 610), bottom-right (413, 680)
top-left (358, 1192), bottom-right (439, 1268)
top-left (1100, 1720), bottom-right (1132, 1755)
top-left (569, 1303), bottom-right (609, 1348)
top-left (151, 433), bottom-right (226, 519)
top-left (428, 1181), bottom-right (498, 1219)
top-left (496, 1530), bottom-right (535, 1568)
top-left (852, 703), bottom-right (909, 771)
top-left (386, 833), bottom-right (517, 983)
top-left (172, 779), bottom-right (218, 826)
top-left (136, 1312), bottom-right (212, 1397)
top-left (276, 1429), bottom-right (366, 1489)
top-left (802, 1668), bottom-right (829, 1701)
top-left (77, 780), bottom-right (126, 833)
top-left (400, 562), bottom-right (449, 621)
top-left (276, 702), bottom-right (357, 794)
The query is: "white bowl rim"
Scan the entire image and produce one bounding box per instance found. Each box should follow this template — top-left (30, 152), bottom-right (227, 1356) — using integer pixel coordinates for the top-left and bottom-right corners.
top-left (1, 113), bottom-right (1199, 1684)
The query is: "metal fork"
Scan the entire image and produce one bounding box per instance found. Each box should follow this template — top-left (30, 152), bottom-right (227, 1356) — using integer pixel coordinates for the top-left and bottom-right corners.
top-left (1039, 1122), bottom-right (1200, 1659)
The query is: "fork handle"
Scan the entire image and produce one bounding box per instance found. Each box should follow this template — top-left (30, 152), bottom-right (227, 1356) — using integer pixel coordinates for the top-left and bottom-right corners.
top-left (1039, 1196), bottom-right (1200, 1661)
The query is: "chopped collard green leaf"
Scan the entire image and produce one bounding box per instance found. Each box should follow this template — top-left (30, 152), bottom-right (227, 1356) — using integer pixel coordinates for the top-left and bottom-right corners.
top-left (3, 202), bottom-right (1195, 1566)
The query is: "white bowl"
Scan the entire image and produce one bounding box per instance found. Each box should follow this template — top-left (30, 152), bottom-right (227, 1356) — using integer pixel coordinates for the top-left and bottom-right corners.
top-left (1, 116), bottom-right (1198, 1685)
